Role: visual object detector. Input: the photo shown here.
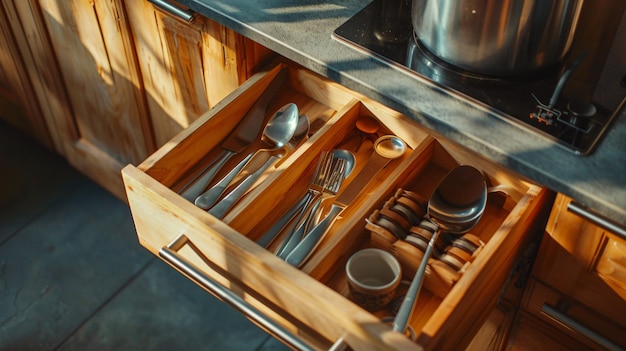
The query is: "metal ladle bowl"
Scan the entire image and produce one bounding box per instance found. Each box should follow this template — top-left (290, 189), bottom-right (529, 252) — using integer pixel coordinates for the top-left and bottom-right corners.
top-left (393, 165), bottom-right (487, 333)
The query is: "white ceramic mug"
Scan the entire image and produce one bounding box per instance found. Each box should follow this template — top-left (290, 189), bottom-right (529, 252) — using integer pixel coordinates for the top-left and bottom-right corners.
top-left (345, 248), bottom-right (402, 311)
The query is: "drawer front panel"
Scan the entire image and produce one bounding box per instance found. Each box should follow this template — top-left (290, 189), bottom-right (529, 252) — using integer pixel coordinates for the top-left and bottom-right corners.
top-left (523, 279), bottom-right (626, 350)
top-left (537, 194), bottom-right (626, 329)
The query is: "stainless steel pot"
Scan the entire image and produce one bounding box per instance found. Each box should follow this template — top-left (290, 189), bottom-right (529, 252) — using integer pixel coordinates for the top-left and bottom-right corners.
top-left (412, 0), bottom-right (585, 76)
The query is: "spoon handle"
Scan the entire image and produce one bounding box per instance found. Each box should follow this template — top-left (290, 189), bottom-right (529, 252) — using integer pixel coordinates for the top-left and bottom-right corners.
top-left (180, 149), bottom-right (234, 201)
top-left (208, 156), bottom-right (278, 219)
top-left (393, 228), bottom-right (441, 333)
top-left (194, 152), bottom-right (254, 209)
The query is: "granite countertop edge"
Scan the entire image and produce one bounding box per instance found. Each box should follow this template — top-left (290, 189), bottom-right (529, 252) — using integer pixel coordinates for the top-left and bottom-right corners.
top-left (181, 0), bottom-right (626, 228)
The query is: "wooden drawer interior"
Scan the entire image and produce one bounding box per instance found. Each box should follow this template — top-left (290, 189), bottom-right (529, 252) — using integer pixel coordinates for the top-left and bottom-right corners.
top-left (122, 62), bottom-right (550, 350)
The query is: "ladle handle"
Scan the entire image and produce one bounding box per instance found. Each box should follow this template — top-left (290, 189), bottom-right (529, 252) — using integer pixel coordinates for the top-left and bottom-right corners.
top-left (393, 229), bottom-right (441, 333)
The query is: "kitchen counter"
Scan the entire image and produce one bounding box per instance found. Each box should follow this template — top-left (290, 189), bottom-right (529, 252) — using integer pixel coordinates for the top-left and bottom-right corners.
top-left (178, 0), bottom-right (626, 227)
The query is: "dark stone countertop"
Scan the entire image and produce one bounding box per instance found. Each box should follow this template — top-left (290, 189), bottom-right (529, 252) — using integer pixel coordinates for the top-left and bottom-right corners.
top-left (178, 0), bottom-right (626, 227)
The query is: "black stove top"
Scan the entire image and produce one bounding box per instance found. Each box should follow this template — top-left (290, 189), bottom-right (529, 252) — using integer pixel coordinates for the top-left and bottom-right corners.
top-left (333, 0), bottom-right (625, 155)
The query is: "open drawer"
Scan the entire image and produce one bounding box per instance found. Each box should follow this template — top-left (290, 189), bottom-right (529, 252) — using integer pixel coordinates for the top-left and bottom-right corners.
top-left (122, 62), bottom-right (552, 350)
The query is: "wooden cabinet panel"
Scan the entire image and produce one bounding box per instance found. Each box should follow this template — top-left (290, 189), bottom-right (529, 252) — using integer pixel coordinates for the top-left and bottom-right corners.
top-left (125, 0), bottom-right (274, 147)
top-left (4, 0), bottom-right (154, 199)
top-left (0, 4), bottom-right (51, 147)
top-left (38, 0), bottom-right (153, 165)
top-left (525, 193), bottom-right (626, 349)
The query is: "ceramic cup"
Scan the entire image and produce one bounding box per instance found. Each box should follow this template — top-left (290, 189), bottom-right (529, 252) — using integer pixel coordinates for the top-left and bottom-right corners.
top-left (345, 248), bottom-right (402, 311)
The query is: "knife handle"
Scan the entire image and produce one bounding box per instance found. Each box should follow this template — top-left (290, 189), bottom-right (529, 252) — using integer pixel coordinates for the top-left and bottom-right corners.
top-left (285, 204), bottom-right (344, 267)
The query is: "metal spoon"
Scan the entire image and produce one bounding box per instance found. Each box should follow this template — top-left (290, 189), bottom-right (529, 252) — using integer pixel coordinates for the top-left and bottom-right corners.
top-left (195, 103), bottom-right (299, 209)
top-left (392, 165), bottom-right (487, 333)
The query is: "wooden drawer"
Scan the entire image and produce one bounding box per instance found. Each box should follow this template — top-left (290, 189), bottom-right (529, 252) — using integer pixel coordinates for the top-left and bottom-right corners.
top-left (122, 62), bottom-right (551, 350)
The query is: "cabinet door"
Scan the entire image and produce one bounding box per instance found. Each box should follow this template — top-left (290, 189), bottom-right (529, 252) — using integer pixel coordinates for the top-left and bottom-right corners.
top-left (0, 3), bottom-right (51, 147)
top-left (7, 0), bottom-right (154, 199)
top-left (125, 0), bottom-right (274, 147)
top-left (530, 193), bottom-right (626, 347)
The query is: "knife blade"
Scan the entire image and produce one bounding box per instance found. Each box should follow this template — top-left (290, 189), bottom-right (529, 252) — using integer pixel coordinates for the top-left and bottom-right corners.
top-left (180, 67), bottom-right (288, 201)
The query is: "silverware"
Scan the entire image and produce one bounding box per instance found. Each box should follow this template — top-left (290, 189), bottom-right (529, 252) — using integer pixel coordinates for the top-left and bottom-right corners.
top-left (194, 103), bottom-right (298, 209)
top-left (208, 153), bottom-right (281, 219)
top-left (179, 67), bottom-right (288, 201)
top-left (274, 151), bottom-right (338, 258)
top-left (285, 135), bottom-right (406, 268)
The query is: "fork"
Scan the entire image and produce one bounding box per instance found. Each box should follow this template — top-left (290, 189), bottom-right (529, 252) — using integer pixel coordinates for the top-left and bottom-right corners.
top-left (277, 154), bottom-right (346, 258)
top-left (271, 150), bottom-right (336, 256)
top-left (281, 157), bottom-right (346, 262)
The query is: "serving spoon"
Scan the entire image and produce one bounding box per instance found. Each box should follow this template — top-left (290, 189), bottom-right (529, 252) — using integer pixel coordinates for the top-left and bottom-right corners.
top-left (195, 103), bottom-right (299, 209)
top-left (392, 165), bottom-right (487, 333)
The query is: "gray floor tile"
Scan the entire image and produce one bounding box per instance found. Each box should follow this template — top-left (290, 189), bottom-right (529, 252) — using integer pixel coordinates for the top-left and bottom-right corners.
top-left (0, 180), bottom-right (152, 350)
top-left (0, 121), bottom-right (83, 243)
top-left (0, 120), bottom-right (291, 351)
top-left (58, 259), bottom-right (276, 351)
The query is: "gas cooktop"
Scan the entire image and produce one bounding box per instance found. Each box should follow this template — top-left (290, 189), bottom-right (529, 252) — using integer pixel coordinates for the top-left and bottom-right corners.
top-left (332, 0), bottom-right (625, 155)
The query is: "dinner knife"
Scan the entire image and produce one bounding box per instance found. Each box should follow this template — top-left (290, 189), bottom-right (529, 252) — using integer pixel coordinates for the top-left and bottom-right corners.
top-left (180, 67), bottom-right (288, 201)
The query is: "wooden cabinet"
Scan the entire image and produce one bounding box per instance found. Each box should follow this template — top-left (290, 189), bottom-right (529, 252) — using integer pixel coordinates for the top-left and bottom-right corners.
top-left (0, 3), bottom-right (51, 147)
top-left (0, 0), bottom-right (271, 199)
top-left (122, 63), bottom-right (552, 350)
top-left (2, 0), bottom-right (152, 199)
top-left (125, 0), bottom-right (274, 147)
top-left (520, 193), bottom-right (626, 350)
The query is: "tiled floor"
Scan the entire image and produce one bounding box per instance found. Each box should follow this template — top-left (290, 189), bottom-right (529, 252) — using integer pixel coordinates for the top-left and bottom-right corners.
top-left (0, 120), bottom-right (289, 350)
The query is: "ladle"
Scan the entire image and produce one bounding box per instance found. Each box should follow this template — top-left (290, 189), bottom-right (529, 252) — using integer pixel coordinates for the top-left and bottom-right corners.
top-left (285, 135), bottom-right (407, 267)
top-left (194, 103), bottom-right (299, 209)
top-left (392, 165), bottom-right (487, 333)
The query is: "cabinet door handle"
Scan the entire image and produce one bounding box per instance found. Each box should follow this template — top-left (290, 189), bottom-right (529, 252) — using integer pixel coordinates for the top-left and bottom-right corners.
top-left (160, 234), bottom-right (315, 351)
top-left (148, 0), bottom-right (195, 23)
top-left (567, 201), bottom-right (626, 240)
top-left (541, 304), bottom-right (623, 351)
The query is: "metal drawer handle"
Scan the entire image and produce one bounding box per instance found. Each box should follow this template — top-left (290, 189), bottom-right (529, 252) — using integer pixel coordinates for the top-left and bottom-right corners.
top-left (541, 303), bottom-right (623, 351)
top-left (148, 0), bottom-right (195, 23)
top-left (160, 234), bottom-right (315, 351)
top-left (567, 201), bottom-right (626, 240)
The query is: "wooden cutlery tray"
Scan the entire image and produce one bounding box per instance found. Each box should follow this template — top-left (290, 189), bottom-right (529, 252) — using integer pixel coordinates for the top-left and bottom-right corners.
top-left (122, 62), bottom-right (552, 350)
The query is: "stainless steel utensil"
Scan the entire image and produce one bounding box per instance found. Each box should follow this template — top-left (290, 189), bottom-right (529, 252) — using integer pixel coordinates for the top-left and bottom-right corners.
top-left (207, 154), bottom-right (281, 219)
top-left (276, 151), bottom-right (352, 259)
top-left (392, 165), bottom-right (487, 333)
top-left (285, 135), bottom-right (406, 267)
top-left (194, 103), bottom-right (299, 209)
top-left (180, 67), bottom-right (288, 201)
